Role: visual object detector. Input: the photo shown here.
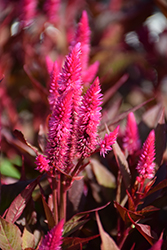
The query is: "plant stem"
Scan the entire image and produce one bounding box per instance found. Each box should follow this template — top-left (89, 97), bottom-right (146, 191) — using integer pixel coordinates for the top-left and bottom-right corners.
top-left (59, 173), bottom-right (67, 222)
top-left (52, 169), bottom-right (58, 225)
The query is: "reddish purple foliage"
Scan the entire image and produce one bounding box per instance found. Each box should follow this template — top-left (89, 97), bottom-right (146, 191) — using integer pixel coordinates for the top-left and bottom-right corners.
top-left (39, 219), bottom-right (64, 250)
top-left (122, 112), bottom-right (140, 155)
top-left (35, 154), bottom-right (50, 173)
top-left (100, 126), bottom-right (119, 157)
top-left (77, 77), bottom-right (102, 157)
top-left (136, 130), bottom-right (155, 182)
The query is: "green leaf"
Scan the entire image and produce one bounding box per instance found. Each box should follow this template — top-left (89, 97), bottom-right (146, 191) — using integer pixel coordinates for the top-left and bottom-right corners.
top-left (96, 212), bottom-right (120, 250)
top-left (22, 227), bottom-right (35, 249)
top-left (0, 217), bottom-right (22, 250)
top-left (0, 158), bottom-right (21, 179)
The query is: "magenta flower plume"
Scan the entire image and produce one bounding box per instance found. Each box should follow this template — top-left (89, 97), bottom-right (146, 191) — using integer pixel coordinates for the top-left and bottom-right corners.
top-left (44, 0), bottom-right (60, 24)
top-left (77, 77), bottom-right (102, 157)
top-left (19, 0), bottom-right (37, 27)
top-left (71, 11), bottom-right (99, 85)
top-left (39, 219), bottom-right (64, 250)
top-left (48, 61), bottom-right (60, 109)
top-left (100, 126), bottom-right (119, 157)
top-left (59, 43), bottom-right (82, 164)
top-left (46, 90), bottom-right (73, 172)
top-left (73, 10), bottom-right (90, 72)
top-left (35, 154), bottom-right (50, 173)
top-left (136, 130), bottom-right (155, 182)
top-left (123, 112), bottom-right (141, 155)
top-left (59, 42), bottom-right (82, 94)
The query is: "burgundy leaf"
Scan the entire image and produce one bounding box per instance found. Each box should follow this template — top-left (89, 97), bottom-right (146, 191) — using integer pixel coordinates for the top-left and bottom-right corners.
top-left (6, 178), bottom-right (39, 223)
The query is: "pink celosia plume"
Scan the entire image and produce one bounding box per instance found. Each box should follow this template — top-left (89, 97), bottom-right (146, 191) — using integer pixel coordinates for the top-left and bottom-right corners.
top-left (100, 126), bottom-right (119, 157)
top-left (46, 90), bottom-right (73, 172)
top-left (38, 219), bottom-right (64, 250)
top-left (71, 10), bottom-right (99, 85)
top-left (19, 0), bottom-right (37, 27)
top-left (136, 130), bottom-right (155, 182)
top-left (44, 0), bottom-right (60, 24)
top-left (77, 77), bottom-right (102, 157)
top-left (122, 112), bottom-right (140, 155)
top-left (35, 154), bottom-right (50, 173)
top-left (48, 61), bottom-right (60, 109)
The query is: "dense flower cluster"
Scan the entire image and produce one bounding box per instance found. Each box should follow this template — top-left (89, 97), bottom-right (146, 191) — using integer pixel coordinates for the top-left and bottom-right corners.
top-left (136, 130), bottom-right (155, 182)
top-left (35, 11), bottom-right (118, 174)
top-left (122, 112), bottom-right (140, 155)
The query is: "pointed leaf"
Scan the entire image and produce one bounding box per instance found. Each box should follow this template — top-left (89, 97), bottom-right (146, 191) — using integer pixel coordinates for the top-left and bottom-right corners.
top-left (145, 179), bottom-right (167, 197)
top-left (22, 227), bottom-right (35, 249)
top-left (6, 178), bottom-right (39, 223)
top-left (0, 158), bottom-right (21, 179)
top-left (13, 130), bottom-right (38, 155)
top-left (0, 217), bottom-right (22, 250)
top-left (126, 190), bottom-right (135, 212)
top-left (114, 202), bottom-right (143, 224)
top-left (90, 158), bottom-right (116, 188)
top-left (96, 212), bottom-right (120, 250)
top-left (41, 194), bottom-right (55, 229)
top-left (127, 212), bottom-right (156, 245)
top-left (112, 141), bottom-right (131, 189)
top-left (63, 203), bottom-right (110, 237)
top-left (62, 235), bottom-right (99, 250)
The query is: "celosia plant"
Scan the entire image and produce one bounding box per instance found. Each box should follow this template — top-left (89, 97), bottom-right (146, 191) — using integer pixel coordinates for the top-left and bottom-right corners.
top-left (136, 129), bottom-right (155, 186)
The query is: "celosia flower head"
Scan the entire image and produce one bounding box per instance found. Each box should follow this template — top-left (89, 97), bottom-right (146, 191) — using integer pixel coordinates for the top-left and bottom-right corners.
top-left (123, 112), bottom-right (140, 155)
top-left (100, 126), bottom-right (119, 157)
top-left (46, 90), bottom-right (73, 172)
top-left (44, 0), bottom-right (60, 24)
top-left (48, 61), bottom-right (60, 109)
top-left (77, 77), bottom-right (102, 157)
top-left (35, 154), bottom-right (50, 173)
top-left (19, 0), bottom-right (37, 27)
top-left (39, 219), bottom-right (64, 250)
top-left (71, 11), bottom-right (99, 85)
top-left (136, 130), bottom-right (155, 182)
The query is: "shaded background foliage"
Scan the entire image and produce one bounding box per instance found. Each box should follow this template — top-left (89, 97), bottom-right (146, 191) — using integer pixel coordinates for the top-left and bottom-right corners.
top-left (1, 0), bottom-right (167, 249)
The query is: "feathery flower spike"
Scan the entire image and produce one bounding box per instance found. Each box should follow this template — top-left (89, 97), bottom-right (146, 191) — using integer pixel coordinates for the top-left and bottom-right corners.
top-left (71, 11), bottom-right (99, 85)
top-left (59, 42), bottom-right (82, 94)
top-left (35, 154), bottom-right (50, 173)
top-left (46, 90), bottom-right (73, 172)
top-left (58, 43), bottom-right (82, 165)
top-left (136, 130), bottom-right (155, 182)
top-left (73, 10), bottom-right (90, 72)
top-left (38, 219), bottom-right (64, 250)
top-left (44, 0), bottom-right (60, 24)
top-left (19, 0), bottom-right (37, 27)
top-left (123, 112), bottom-right (140, 155)
top-left (77, 77), bottom-right (102, 157)
top-left (100, 126), bottom-right (119, 157)
top-left (48, 61), bottom-right (60, 109)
